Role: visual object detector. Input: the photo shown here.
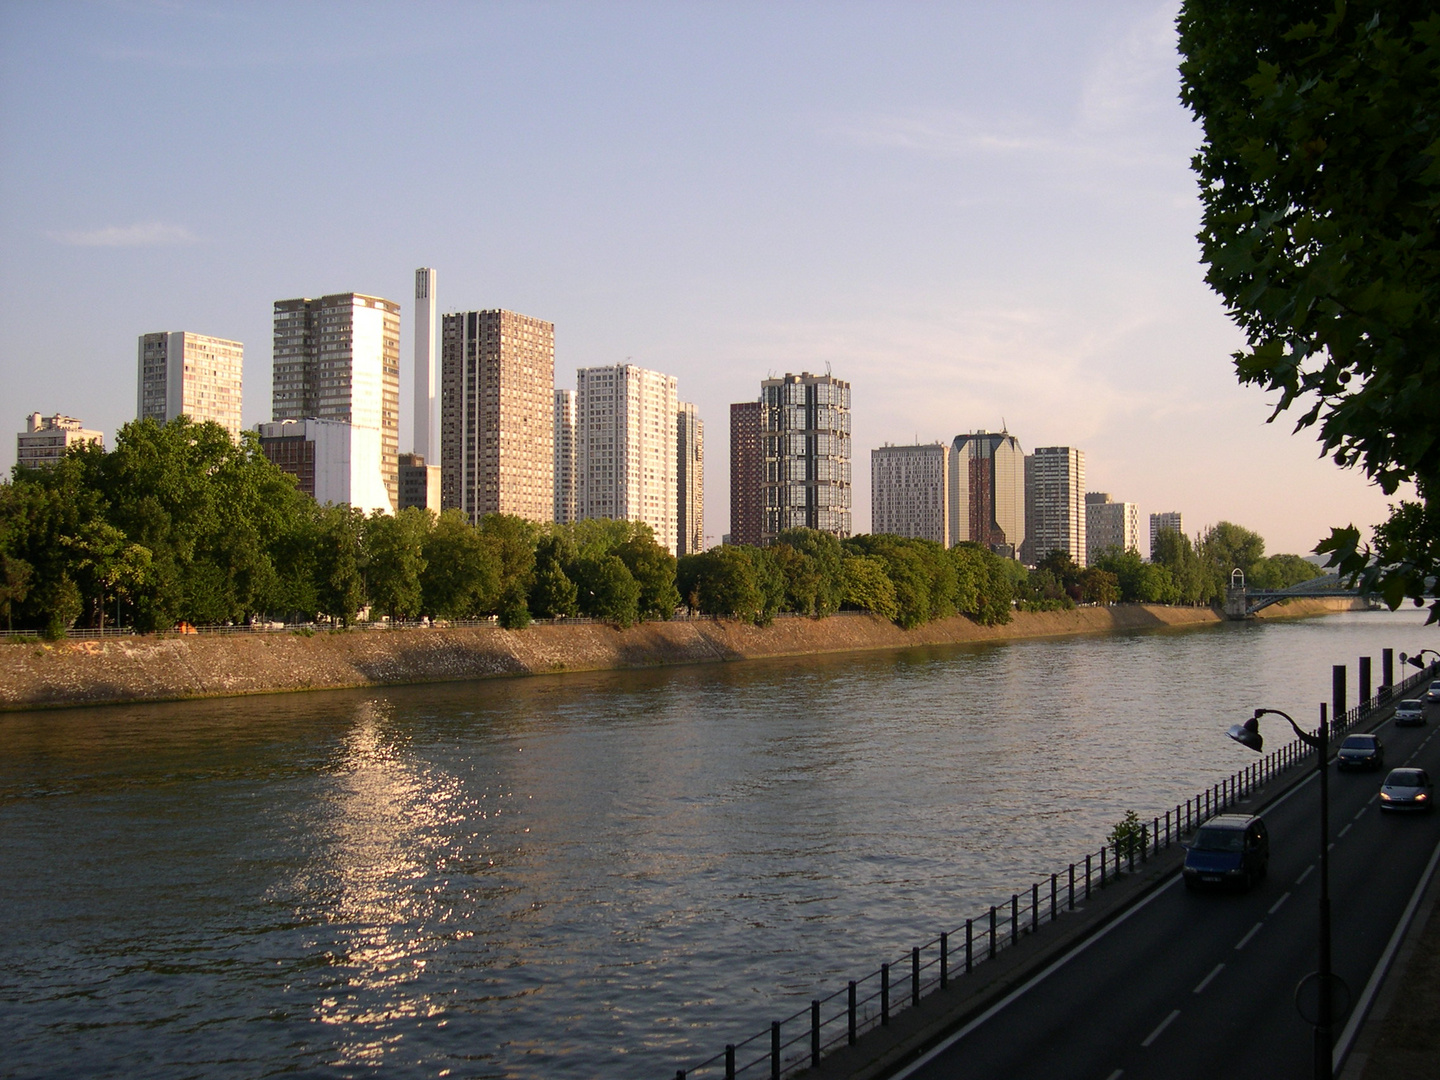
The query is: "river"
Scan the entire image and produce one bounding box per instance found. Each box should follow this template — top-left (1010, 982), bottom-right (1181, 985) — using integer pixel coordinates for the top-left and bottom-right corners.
top-left (1, 608), bottom-right (1434, 1078)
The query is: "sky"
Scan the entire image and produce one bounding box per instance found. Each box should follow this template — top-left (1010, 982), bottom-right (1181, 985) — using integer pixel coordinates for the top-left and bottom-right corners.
top-left (0, 0), bottom-right (1405, 556)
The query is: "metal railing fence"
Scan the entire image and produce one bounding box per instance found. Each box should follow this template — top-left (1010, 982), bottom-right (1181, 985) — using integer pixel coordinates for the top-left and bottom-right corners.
top-left (673, 662), bottom-right (1436, 1079)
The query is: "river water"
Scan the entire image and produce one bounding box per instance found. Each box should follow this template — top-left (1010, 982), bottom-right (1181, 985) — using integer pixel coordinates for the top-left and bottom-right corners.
top-left (1, 609), bottom-right (1434, 1078)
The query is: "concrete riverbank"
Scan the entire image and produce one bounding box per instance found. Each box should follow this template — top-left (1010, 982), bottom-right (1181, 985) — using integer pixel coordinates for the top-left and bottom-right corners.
top-left (0, 597), bottom-right (1365, 711)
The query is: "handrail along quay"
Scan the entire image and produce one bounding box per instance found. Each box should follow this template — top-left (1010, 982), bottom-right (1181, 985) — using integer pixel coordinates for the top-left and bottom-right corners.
top-left (672, 661), bottom-right (1437, 1079)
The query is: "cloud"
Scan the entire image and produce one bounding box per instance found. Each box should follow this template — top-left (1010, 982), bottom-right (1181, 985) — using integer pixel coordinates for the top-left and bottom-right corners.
top-left (51, 222), bottom-right (201, 247)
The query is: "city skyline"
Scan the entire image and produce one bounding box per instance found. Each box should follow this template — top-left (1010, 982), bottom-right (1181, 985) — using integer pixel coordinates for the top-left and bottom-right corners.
top-left (0, 2), bottom-right (1407, 555)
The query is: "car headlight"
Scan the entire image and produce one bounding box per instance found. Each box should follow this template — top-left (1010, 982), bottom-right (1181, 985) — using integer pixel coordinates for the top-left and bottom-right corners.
top-left (1417, 793), bottom-right (1429, 801)
top-left (1381, 791), bottom-right (1393, 801)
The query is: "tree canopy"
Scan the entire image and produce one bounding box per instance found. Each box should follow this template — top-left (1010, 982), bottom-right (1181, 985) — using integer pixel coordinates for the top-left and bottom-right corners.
top-left (1178, 1), bottom-right (1440, 616)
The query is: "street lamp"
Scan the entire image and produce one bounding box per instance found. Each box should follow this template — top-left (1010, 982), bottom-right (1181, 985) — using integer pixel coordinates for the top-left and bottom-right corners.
top-left (1227, 706), bottom-right (1335, 1080)
top-left (1399, 648), bottom-right (1440, 671)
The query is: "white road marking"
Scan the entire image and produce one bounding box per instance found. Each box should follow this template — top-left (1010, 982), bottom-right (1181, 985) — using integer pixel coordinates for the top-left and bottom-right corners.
top-left (1370, 793), bottom-right (1380, 804)
top-left (1235, 922), bottom-right (1263, 950)
top-left (1333, 831), bottom-right (1440, 1074)
top-left (1328, 842), bottom-right (1336, 850)
top-left (1296, 864), bottom-right (1316, 885)
top-left (1268, 892), bottom-right (1292, 915)
top-left (1353, 807), bottom-right (1367, 820)
top-left (1104, 1071), bottom-right (1123, 1080)
top-left (1338, 823), bottom-right (1353, 839)
top-left (886, 877), bottom-right (1183, 1078)
top-left (1193, 963), bottom-right (1224, 994)
top-left (1141, 1009), bottom-right (1181, 1048)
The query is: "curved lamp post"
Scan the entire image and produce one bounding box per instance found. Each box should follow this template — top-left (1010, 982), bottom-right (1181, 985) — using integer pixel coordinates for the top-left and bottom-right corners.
top-left (1228, 706), bottom-right (1333, 1080)
top-left (1399, 648), bottom-right (1440, 672)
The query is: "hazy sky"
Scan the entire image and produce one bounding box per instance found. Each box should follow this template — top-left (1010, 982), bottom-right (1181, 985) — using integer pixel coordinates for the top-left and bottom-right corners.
top-left (0, 0), bottom-right (1403, 555)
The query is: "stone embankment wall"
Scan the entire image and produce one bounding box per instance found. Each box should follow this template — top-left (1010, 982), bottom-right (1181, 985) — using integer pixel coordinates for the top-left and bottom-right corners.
top-left (0, 597), bottom-right (1366, 711)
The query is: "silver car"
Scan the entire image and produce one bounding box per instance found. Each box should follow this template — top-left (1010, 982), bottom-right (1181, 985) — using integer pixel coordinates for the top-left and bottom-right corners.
top-left (1394, 699), bottom-right (1426, 726)
top-left (1380, 768), bottom-right (1434, 812)
top-left (1425, 680), bottom-right (1440, 704)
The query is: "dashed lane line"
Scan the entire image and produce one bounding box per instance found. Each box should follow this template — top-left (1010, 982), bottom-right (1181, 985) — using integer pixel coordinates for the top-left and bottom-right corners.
top-left (1297, 864), bottom-right (1316, 885)
top-left (1193, 963), bottom-right (1224, 994)
top-left (1339, 823), bottom-right (1353, 839)
top-left (1354, 807), bottom-right (1367, 820)
top-left (1140, 1009), bottom-right (1181, 1048)
top-left (1235, 922), bottom-right (1263, 951)
top-left (1268, 891), bottom-right (1292, 915)
top-left (1104, 1070), bottom-right (1123, 1080)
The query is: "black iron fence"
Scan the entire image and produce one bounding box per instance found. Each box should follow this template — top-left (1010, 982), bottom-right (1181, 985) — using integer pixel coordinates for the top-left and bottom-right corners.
top-left (673, 662), bottom-right (1436, 1079)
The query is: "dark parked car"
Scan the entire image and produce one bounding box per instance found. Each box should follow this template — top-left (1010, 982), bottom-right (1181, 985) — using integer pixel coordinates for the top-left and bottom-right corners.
top-left (1394, 699), bottom-right (1426, 726)
top-left (1380, 768), bottom-right (1434, 812)
top-left (1336, 733), bottom-right (1385, 771)
top-left (1425, 680), bottom-right (1440, 705)
top-left (1184, 814), bottom-right (1269, 891)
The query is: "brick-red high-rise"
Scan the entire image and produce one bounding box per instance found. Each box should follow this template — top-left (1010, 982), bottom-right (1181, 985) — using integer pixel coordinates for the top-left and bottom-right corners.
top-left (729, 400), bottom-right (763, 546)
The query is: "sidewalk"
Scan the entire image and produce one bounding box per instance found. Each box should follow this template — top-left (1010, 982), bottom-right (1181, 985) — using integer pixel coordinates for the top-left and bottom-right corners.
top-left (1341, 842), bottom-right (1440, 1079)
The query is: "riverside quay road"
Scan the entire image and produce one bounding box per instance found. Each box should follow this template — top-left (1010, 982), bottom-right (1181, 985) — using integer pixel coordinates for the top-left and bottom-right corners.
top-left (892, 700), bottom-right (1440, 1080)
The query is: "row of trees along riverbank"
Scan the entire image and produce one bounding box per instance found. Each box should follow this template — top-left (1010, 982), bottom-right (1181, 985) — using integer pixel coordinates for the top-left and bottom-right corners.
top-left (0, 417), bottom-right (1319, 638)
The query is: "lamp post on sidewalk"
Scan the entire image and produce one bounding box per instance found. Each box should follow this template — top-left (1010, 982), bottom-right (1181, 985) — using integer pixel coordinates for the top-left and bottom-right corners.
top-left (1227, 705), bottom-right (1334, 1080)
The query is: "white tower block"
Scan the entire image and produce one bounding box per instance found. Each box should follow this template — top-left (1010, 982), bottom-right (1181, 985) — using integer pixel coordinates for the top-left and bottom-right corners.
top-left (413, 267), bottom-right (437, 460)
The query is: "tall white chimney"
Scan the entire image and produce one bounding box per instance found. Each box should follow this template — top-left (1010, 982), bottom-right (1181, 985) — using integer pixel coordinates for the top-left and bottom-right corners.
top-left (413, 267), bottom-right (437, 460)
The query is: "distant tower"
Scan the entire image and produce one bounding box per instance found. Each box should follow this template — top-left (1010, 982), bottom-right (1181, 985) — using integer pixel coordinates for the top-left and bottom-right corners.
top-left (759, 371), bottom-right (852, 543)
top-left (414, 268), bottom-right (437, 461)
top-left (949, 430), bottom-right (1025, 558)
top-left (137, 331), bottom-right (244, 438)
top-left (1023, 446), bottom-right (1086, 566)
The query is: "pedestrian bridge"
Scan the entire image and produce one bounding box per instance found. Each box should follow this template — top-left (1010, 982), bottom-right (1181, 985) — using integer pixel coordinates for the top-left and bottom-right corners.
top-left (1223, 571), bottom-right (1368, 619)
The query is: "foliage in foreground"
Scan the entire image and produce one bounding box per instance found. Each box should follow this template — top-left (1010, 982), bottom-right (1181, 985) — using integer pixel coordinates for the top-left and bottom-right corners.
top-left (1178, 1), bottom-right (1440, 618)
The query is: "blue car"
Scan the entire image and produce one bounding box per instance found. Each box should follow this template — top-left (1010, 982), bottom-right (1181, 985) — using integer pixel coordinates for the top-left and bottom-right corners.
top-left (1184, 814), bottom-right (1269, 891)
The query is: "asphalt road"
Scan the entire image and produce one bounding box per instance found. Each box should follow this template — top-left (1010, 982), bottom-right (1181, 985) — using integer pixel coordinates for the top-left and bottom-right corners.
top-left (894, 698), bottom-right (1440, 1080)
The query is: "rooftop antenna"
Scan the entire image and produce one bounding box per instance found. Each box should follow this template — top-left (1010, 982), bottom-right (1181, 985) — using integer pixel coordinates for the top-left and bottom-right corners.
top-left (826, 361), bottom-right (833, 377)
top-left (1001, 416), bottom-right (1009, 434)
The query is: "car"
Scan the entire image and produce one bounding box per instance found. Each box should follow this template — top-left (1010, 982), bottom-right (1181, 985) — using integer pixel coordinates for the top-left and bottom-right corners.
top-left (1336, 732), bottom-right (1385, 771)
top-left (1183, 814), bottom-right (1270, 891)
top-left (1425, 680), bottom-right (1440, 704)
top-left (1394, 699), bottom-right (1426, 726)
top-left (1380, 768), bottom-right (1434, 812)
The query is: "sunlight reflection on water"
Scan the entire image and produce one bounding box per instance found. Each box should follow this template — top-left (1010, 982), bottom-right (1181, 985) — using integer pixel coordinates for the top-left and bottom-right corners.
top-left (0, 609), bottom-right (1433, 1078)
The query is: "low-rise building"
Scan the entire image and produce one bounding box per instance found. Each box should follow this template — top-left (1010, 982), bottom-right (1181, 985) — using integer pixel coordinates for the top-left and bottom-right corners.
top-left (16, 413), bottom-right (104, 468)
top-left (257, 418), bottom-right (394, 515)
top-left (398, 452), bottom-right (441, 512)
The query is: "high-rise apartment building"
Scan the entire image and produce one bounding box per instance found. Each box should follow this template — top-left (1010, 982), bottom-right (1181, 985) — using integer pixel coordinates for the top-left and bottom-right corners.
top-left (1023, 446), bottom-right (1086, 566)
top-left (413, 268), bottom-right (438, 464)
top-left (440, 309), bottom-right (555, 524)
top-left (1086, 492), bottom-right (1142, 562)
top-left (137, 331), bottom-right (244, 437)
top-left (398, 452), bottom-right (441, 513)
top-left (1150, 511), bottom-right (1185, 557)
top-left (576, 364), bottom-right (679, 552)
top-left (677, 401), bottom-right (704, 555)
top-left (949, 430), bottom-right (1025, 557)
top-left (272, 293), bottom-right (400, 511)
top-left (257, 418), bottom-right (393, 515)
top-left (729, 400), bottom-right (764, 547)
top-left (760, 371), bottom-right (852, 543)
top-left (871, 442), bottom-right (950, 545)
top-left (16, 413), bottom-right (103, 468)
top-left (554, 388), bottom-right (577, 525)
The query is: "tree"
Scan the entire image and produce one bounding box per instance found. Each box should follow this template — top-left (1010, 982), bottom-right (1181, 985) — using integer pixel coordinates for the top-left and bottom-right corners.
top-left (615, 528), bottom-right (681, 620)
top-left (365, 508), bottom-right (429, 620)
top-left (478, 514), bottom-right (538, 617)
top-left (1199, 522), bottom-right (1266, 586)
top-left (1079, 566), bottom-right (1120, 606)
top-left (772, 528), bottom-right (845, 616)
top-left (838, 553), bottom-right (899, 621)
top-left (570, 554), bottom-right (641, 626)
top-left (1250, 552), bottom-right (1325, 590)
top-left (421, 510), bottom-right (498, 619)
top-left (1153, 529), bottom-right (1212, 605)
top-left (1178, 2), bottom-right (1440, 618)
top-left (313, 504), bottom-right (367, 625)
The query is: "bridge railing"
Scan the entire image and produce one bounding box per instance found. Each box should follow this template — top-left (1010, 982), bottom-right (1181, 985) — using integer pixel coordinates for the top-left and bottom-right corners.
top-left (673, 662), bottom-right (1437, 1079)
